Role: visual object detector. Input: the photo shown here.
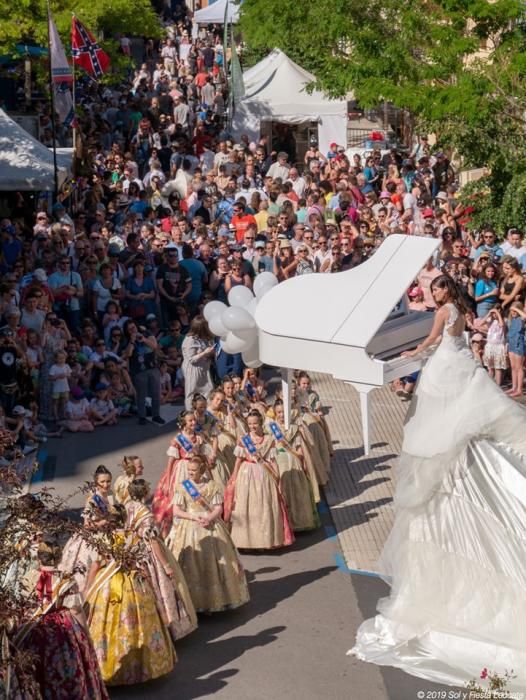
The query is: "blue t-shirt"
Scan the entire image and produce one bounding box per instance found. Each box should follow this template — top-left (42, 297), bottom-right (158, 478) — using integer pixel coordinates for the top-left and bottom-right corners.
top-left (474, 278), bottom-right (498, 304)
top-left (180, 258), bottom-right (207, 302)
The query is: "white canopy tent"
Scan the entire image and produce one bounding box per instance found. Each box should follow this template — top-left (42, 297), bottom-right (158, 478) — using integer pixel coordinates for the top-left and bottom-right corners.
top-left (232, 49), bottom-right (347, 155)
top-left (194, 0), bottom-right (240, 24)
top-left (0, 109), bottom-right (69, 191)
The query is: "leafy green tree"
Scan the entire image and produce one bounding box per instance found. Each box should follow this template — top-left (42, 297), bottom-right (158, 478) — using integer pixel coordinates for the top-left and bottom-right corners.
top-left (240, 0), bottom-right (526, 231)
top-left (0, 0), bottom-right (161, 64)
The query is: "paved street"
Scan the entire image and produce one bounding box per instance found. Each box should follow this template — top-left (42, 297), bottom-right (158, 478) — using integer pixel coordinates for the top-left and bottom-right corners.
top-left (31, 392), bottom-right (456, 700)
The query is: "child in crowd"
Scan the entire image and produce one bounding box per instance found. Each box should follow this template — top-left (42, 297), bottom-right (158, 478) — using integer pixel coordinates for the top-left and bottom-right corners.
top-left (89, 382), bottom-right (118, 426)
top-left (63, 387), bottom-right (94, 432)
top-left (408, 287), bottom-right (427, 312)
top-left (160, 360), bottom-right (175, 404)
top-left (470, 333), bottom-right (485, 364)
top-left (48, 350), bottom-right (72, 421)
top-left (482, 307), bottom-right (507, 386)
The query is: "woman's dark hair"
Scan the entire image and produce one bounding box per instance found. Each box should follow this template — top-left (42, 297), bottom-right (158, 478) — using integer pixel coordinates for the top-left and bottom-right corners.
top-left (188, 315), bottom-right (212, 340)
top-left (94, 464), bottom-right (112, 480)
top-left (273, 398), bottom-right (284, 408)
top-left (123, 319), bottom-right (137, 338)
top-left (192, 393), bottom-right (207, 407)
top-left (128, 478), bottom-right (149, 501)
top-left (430, 274), bottom-right (468, 313)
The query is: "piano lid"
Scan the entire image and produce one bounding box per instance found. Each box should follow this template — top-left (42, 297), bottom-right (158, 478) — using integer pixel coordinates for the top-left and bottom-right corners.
top-left (255, 234), bottom-right (439, 348)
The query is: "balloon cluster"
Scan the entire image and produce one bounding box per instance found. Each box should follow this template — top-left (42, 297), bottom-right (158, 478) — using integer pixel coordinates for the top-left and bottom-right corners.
top-left (203, 272), bottom-right (278, 368)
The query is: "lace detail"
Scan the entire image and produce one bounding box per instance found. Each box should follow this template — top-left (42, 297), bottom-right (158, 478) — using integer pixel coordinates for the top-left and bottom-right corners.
top-left (444, 303), bottom-right (459, 329)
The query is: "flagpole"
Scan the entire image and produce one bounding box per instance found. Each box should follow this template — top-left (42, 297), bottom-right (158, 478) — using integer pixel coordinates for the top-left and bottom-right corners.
top-left (46, 0), bottom-right (59, 197)
top-left (71, 14), bottom-right (77, 178)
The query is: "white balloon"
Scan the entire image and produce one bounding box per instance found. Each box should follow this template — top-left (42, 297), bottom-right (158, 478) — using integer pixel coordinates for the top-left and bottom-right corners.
top-left (228, 286), bottom-right (254, 308)
top-left (253, 271), bottom-right (278, 297)
top-left (242, 339), bottom-right (259, 363)
top-left (208, 315), bottom-right (228, 337)
top-left (221, 306), bottom-right (256, 332)
top-left (203, 300), bottom-right (227, 322)
top-left (221, 331), bottom-right (251, 354)
top-left (255, 281), bottom-right (277, 300)
top-left (245, 297), bottom-right (259, 317)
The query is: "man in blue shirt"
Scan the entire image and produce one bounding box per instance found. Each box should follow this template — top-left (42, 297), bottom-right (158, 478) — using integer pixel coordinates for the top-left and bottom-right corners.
top-left (179, 243), bottom-right (207, 313)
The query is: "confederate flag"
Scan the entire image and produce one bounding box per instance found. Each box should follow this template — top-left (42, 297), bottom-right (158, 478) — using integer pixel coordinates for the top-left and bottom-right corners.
top-left (71, 17), bottom-right (111, 79)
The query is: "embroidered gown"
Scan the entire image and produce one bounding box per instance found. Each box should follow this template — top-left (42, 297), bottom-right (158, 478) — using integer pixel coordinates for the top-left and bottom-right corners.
top-left (152, 432), bottom-right (205, 535)
top-left (18, 569), bottom-right (108, 700)
top-left (224, 435), bottom-right (294, 550)
top-left (85, 538), bottom-right (177, 686)
top-left (166, 480), bottom-right (250, 613)
top-left (125, 500), bottom-right (197, 640)
top-left (269, 421), bottom-right (320, 532)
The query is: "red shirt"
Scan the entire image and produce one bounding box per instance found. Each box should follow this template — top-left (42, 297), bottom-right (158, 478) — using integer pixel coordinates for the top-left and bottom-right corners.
top-left (231, 214), bottom-right (257, 243)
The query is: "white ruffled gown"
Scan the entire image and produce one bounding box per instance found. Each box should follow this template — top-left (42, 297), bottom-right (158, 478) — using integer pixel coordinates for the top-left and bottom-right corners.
top-left (350, 303), bottom-right (526, 690)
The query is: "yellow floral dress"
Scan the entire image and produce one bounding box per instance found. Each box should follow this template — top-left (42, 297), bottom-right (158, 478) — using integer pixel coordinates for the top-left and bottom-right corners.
top-left (269, 421), bottom-right (320, 532)
top-left (85, 547), bottom-right (177, 685)
top-left (165, 481), bottom-right (250, 613)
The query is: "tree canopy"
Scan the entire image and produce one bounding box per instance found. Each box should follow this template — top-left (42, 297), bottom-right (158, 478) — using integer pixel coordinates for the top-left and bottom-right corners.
top-left (240, 0), bottom-right (526, 230)
top-left (0, 0), bottom-right (161, 63)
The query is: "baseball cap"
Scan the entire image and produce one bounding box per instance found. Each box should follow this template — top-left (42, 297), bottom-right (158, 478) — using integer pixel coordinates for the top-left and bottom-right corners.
top-left (436, 191), bottom-right (448, 200)
top-left (422, 208), bottom-right (434, 218)
top-left (12, 405), bottom-right (25, 416)
top-left (280, 239), bottom-right (292, 249)
top-left (95, 382), bottom-right (109, 391)
top-left (52, 202), bottom-right (65, 212)
top-left (254, 240), bottom-right (265, 249)
top-left (409, 287), bottom-right (424, 298)
top-left (380, 191), bottom-right (391, 199)
top-left (71, 386), bottom-right (84, 399)
top-left (146, 313), bottom-right (157, 322)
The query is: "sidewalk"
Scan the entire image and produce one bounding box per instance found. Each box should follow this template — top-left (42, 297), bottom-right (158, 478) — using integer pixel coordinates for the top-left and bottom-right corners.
top-left (314, 373), bottom-right (408, 573)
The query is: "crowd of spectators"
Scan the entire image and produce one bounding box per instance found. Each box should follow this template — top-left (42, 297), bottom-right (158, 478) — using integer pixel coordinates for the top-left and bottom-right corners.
top-left (0, 5), bottom-right (525, 458)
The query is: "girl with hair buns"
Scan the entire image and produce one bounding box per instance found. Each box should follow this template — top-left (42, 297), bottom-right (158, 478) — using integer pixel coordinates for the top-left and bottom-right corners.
top-left (192, 392), bottom-right (232, 488)
top-left (18, 539), bottom-right (108, 699)
top-left (166, 456), bottom-right (250, 613)
top-left (224, 410), bottom-right (294, 550)
top-left (113, 455), bottom-right (144, 505)
top-left (84, 507), bottom-right (177, 686)
top-left (267, 400), bottom-right (320, 532)
top-left (60, 465), bottom-right (117, 590)
top-left (125, 478), bottom-right (197, 640)
top-left (152, 410), bottom-right (206, 536)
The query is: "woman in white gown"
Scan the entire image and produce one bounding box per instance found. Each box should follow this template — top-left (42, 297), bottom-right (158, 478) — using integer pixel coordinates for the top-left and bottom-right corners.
top-left (350, 275), bottom-right (526, 690)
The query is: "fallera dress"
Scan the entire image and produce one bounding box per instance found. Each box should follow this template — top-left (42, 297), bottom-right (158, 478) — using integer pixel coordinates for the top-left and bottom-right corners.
top-left (17, 569), bottom-right (108, 700)
top-left (224, 435), bottom-right (294, 550)
top-left (165, 480), bottom-right (250, 613)
top-left (268, 421), bottom-right (320, 532)
top-left (296, 391), bottom-right (332, 485)
top-left (85, 541), bottom-right (177, 686)
top-left (350, 304), bottom-right (526, 691)
top-left (125, 500), bottom-right (197, 640)
top-left (60, 492), bottom-right (117, 590)
top-left (195, 415), bottom-right (233, 489)
top-left (152, 432), bottom-right (205, 534)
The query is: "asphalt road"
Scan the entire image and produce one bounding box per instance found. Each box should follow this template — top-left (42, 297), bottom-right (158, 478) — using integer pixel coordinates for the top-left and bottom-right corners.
top-left (32, 418), bottom-right (456, 700)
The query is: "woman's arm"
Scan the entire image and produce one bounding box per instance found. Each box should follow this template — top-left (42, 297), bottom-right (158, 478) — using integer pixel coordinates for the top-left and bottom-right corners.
top-left (402, 306), bottom-right (447, 357)
top-left (500, 277), bottom-right (523, 306)
top-left (172, 502), bottom-right (197, 521)
top-left (224, 274), bottom-right (233, 294)
top-left (243, 273), bottom-right (253, 290)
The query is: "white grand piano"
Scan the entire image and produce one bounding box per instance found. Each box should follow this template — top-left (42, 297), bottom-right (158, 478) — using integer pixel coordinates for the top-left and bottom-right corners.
top-left (255, 234), bottom-right (439, 454)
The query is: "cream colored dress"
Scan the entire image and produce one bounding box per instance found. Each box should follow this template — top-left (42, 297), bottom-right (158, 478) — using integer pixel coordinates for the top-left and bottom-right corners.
top-left (228, 436), bottom-right (294, 550)
top-left (271, 423), bottom-right (320, 532)
top-left (113, 474), bottom-right (133, 505)
top-left (165, 481), bottom-right (250, 613)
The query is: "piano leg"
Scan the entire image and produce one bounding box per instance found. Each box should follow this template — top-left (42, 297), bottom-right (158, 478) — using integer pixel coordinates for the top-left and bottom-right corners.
top-left (281, 367), bottom-right (293, 430)
top-left (346, 383), bottom-right (374, 456)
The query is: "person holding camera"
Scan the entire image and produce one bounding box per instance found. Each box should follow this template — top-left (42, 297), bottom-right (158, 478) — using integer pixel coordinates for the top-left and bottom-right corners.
top-left (48, 254), bottom-right (83, 334)
top-left (121, 319), bottom-right (165, 426)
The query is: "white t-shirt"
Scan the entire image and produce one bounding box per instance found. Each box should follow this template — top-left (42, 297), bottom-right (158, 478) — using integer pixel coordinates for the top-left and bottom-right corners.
top-left (66, 398), bottom-right (90, 420)
top-left (93, 279), bottom-right (122, 313)
top-left (49, 363), bottom-right (71, 394)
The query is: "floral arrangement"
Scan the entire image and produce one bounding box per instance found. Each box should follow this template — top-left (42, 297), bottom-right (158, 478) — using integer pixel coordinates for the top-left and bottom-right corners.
top-left (466, 668), bottom-right (517, 699)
